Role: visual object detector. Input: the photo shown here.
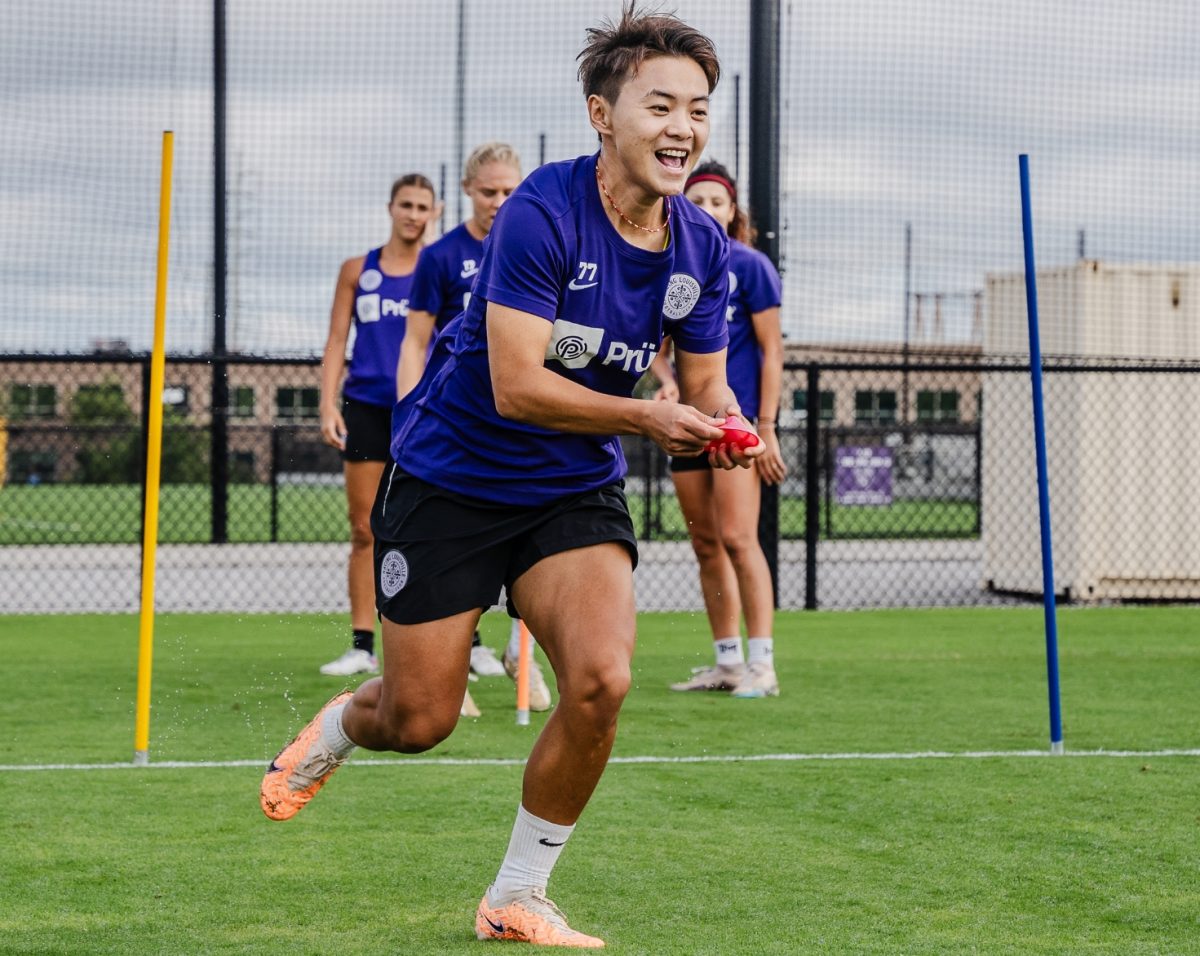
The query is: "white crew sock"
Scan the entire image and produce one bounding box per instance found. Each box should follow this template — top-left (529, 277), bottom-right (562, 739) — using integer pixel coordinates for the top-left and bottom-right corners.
top-left (319, 701), bottom-right (358, 759)
top-left (506, 618), bottom-right (539, 661)
top-left (490, 805), bottom-right (575, 905)
top-left (714, 636), bottom-right (745, 666)
top-left (747, 637), bottom-right (774, 666)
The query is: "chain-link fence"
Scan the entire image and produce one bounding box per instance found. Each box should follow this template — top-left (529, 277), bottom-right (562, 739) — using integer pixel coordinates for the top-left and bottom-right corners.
top-left (5, 354), bottom-right (1197, 613)
top-left (5, 2), bottom-right (1199, 614)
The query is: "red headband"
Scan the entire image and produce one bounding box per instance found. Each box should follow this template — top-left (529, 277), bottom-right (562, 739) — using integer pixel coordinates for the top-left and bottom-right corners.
top-left (685, 172), bottom-right (737, 203)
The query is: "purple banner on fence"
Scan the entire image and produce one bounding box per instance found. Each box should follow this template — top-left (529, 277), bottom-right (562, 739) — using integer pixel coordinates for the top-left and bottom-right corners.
top-left (834, 446), bottom-right (893, 506)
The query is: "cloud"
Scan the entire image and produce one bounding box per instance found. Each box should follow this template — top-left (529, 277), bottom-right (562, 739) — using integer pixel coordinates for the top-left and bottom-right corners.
top-left (3, 0), bottom-right (1198, 353)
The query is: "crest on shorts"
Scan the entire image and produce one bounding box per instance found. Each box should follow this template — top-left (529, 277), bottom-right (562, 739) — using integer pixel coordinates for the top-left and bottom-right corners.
top-left (380, 550), bottom-right (409, 598)
top-left (662, 273), bottom-right (701, 319)
top-left (359, 268), bottom-right (383, 292)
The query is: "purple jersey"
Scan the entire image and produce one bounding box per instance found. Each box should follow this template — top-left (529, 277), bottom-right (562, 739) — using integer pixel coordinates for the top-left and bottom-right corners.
top-left (393, 153), bottom-right (730, 505)
top-left (342, 247), bottom-right (416, 408)
top-left (409, 223), bottom-right (485, 332)
top-left (724, 240), bottom-right (783, 419)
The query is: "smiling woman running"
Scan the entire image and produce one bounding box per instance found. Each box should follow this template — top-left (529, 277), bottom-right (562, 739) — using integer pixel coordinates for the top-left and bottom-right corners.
top-left (261, 6), bottom-right (761, 948)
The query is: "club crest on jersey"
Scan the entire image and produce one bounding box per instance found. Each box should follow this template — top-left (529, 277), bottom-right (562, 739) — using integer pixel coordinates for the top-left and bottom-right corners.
top-left (358, 268), bottom-right (383, 292)
top-left (357, 294), bottom-right (380, 323)
top-left (380, 550), bottom-right (409, 598)
top-left (546, 319), bottom-right (605, 369)
top-left (663, 273), bottom-right (701, 319)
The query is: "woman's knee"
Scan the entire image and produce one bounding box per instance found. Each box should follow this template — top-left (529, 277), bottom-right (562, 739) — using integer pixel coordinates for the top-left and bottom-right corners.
top-left (377, 706), bottom-right (456, 754)
top-left (563, 659), bottom-right (631, 721)
top-left (719, 526), bottom-right (761, 564)
top-left (688, 528), bottom-right (724, 565)
top-left (348, 519), bottom-right (374, 552)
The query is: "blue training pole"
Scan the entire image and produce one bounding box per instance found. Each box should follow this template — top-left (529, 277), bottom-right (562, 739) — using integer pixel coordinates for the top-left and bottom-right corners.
top-left (1018, 154), bottom-right (1064, 754)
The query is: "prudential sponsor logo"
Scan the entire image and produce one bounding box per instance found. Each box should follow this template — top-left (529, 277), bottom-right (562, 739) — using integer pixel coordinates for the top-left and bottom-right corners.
top-left (544, 319), bottom-right (659, 374)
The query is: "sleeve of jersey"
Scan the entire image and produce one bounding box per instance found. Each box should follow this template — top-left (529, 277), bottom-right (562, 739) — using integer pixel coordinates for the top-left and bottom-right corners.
top-left (670, 234), bottom-right (731, 354)
top-left (408, 249), bottom-right (444, 315)
top-left (472, 196), bottom-right (565, 322)
top-left (743, 250), bottom-right (783, 313)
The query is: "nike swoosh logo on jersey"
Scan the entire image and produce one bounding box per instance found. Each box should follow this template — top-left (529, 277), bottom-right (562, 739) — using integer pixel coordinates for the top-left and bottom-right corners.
top-left (567, 279), bottom-right (598, 291)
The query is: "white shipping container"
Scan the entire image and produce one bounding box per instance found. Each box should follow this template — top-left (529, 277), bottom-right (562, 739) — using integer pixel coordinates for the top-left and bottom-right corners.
top-left (982, 261), bottom-right (1200, 600)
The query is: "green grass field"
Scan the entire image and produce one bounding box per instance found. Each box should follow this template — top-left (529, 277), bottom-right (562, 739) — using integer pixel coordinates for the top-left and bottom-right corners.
top-left (2, 606), bottom-right (1197, 955)
top-left (0, 482), bottom-right (978, 545)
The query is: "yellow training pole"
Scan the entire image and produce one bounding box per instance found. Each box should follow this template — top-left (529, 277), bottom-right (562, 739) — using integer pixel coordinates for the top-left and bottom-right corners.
top-left (134, 130), bottom-right (174, 766)
top-left (515, 620), bottom-right (531, 726)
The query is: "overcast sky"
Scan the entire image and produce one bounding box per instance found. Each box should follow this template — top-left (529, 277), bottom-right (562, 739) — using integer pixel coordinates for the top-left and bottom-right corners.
top-left (2, 0), bottom-right (1197, 355)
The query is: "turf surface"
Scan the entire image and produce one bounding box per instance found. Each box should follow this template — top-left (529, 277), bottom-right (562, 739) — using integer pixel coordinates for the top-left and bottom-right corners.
top-left (2, 607), bottom-right (1197, 954)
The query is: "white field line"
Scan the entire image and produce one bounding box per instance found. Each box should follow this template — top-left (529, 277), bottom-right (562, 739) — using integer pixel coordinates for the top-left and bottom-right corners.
top-left (2, 748), bottom-right (1198, 773)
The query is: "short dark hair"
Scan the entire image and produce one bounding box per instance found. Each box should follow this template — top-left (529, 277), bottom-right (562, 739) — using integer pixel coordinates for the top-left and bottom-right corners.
top-left (577, 3), bottom-right (720, 105)
top-left (390, 173), bottom-right (436, 204)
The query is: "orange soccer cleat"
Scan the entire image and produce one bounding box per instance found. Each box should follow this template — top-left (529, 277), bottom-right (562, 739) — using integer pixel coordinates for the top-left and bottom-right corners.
top-left (260, 691), bottom-right (353, 821)
top-left (476, 890), bottom-right (605, 948)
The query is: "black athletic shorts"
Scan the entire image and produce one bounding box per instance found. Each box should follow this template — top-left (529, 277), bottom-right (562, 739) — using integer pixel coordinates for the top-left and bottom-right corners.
top-left (371, 463), bottom-right (639, 625)
top-left (341, 396), bottom-right (392, 462)
top-left (669, 451), bottom-right (710, 474)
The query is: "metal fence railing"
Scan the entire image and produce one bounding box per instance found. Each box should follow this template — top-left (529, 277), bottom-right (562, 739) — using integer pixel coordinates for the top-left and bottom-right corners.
top-left (5, 353), bottom-right (1197, 613)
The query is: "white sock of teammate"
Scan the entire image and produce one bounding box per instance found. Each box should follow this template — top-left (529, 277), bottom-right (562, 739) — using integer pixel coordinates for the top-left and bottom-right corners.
top-left (747, 637), bottom-right (775, 667)
top-left (506, 618), bottom-right (539, 661)
top-left (714, 636), bottom-right (745, 667)
top-left (490, 805), bottom-right (574, 904)
top-left (319, 701), bottom-right (358, 759)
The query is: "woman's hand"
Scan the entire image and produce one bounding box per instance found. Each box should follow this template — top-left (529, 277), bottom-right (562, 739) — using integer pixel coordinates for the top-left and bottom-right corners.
top-left (753, 425), bottom-right (787, 485)
top-left (706, 408), bottom-right (766, 471)
top-left (320, 405), bottom-right (348, 451)
top-left (641, 401), bottom-right (725, 457)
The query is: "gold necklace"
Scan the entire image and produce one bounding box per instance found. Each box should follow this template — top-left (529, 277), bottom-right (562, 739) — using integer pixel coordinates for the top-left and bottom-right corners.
top-left (596, 163), bottom-right (669, 236)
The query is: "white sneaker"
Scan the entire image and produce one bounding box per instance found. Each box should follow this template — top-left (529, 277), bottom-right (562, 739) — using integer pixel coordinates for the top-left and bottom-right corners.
top-left (318, 648), bottom-right (379, 677)
top-left (461, 688), bottom-right (482, 718)
top-left (503, 647), bottom-right (552, 712)
top-left (731, 660), bottom-right (780, 698)
top-left (470, 644), bottom-right (507, 677)
top-left (670, 663), bottom-right (745, 692)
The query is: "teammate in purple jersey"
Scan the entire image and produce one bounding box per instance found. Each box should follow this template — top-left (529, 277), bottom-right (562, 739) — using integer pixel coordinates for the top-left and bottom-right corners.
top-left (315, 174), bottom-right (438, 679)
top-left (396, 143), bottom-right (554, 709)
top-left (262, 8), bottom-right (761, 947)
top-left (397, 142), bottom-right (522, 397)
top-left (652, 161), bottom-right (787, 700)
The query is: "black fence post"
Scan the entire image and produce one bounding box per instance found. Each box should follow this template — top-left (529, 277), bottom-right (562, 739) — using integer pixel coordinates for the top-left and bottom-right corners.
top-left (759, 477), bottom-right (780, 609)
top-left (641, 438), bottom-right (652, 541)
top-left (650, 443), bottom-right (663, 537)
top-left (804, 362), bottom-right (820, 610)
top-left (750, 0), bottom-right (782, 608)
top-left (210, 0), bottom-right (229, 544)
top-left (748, 0), bottom-right (780, 268)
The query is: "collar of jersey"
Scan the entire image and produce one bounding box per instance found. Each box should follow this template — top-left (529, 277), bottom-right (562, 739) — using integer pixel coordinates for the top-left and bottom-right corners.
top-left (588, 153), bottom-right (673, 263)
